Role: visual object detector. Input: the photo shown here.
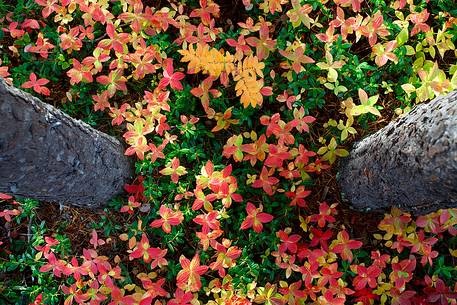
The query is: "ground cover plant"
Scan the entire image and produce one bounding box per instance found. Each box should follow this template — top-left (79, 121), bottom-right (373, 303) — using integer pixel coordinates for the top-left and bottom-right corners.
top-left (1, 0), bottom-right (457, 304)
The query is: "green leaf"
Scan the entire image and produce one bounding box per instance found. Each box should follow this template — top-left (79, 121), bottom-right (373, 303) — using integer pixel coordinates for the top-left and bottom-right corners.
top-left (396, 28), bottom-right (409, 47)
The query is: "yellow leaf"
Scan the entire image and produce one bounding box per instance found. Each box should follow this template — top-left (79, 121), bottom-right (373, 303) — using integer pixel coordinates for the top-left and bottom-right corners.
top-left (179, 44), bottom-right (234, 77)
top-left (34, 251), bottom-right (43, 261)
top-left (401, 83), bottom-right (416, 95)
top-left (328, 67), bottom-right (338, 82)
top-left (373, 233), bottom-right (383, 240)
top-left (124, 284), bottom-right (136, 291)
top-left (450, 249), bottom-right (457, 257)
top-left (335, 148), bottom-right (349, 157)
top-left (405, 45), bottom-right (415, 55)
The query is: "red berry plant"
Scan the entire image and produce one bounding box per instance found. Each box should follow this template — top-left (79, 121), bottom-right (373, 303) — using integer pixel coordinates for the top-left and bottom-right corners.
top-left (1, 0), bottom-right (457, 304)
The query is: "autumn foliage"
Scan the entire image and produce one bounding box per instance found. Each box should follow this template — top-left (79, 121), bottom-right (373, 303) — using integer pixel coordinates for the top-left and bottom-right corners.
top-left (1, 0), bottom-right (457, 304)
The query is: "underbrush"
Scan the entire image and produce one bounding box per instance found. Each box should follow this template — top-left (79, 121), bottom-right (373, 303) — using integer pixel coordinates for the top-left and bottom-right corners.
top-left (1, 0), bottom-right (457, 304)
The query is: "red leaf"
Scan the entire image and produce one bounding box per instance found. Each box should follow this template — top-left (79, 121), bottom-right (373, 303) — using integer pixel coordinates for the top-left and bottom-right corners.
top-left (176, 254), bottom-right (208, 292)
top-left (0, 193), bottom-right (12, 200)
top-left (89, 230), bottom-right (105, 249)
top-left (240, 202), bottom-right (273, 233)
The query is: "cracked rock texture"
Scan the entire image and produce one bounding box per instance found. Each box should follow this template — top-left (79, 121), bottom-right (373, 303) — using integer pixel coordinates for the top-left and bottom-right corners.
top-left (338, 90), bottom-right (457, 215)
top-left (0, 78), bottom-right (133, 208)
